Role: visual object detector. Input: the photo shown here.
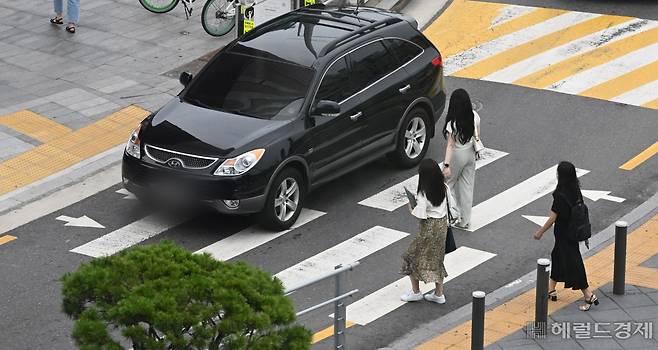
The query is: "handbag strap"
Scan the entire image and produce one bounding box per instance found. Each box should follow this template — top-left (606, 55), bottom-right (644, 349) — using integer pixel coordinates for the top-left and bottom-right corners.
top-left (444, 183), bottom-right (453, 222)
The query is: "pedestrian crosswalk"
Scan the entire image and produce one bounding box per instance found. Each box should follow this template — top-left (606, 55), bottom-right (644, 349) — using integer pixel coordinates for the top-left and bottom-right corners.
top-left (66, 148), bottom-right (593, 339)
top-left (425, 0), bottom-right (658, 110)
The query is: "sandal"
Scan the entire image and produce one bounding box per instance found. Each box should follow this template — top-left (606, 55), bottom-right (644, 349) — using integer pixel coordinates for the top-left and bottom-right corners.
top-left (579, 294), bottom-right (599, 311)
top-left (50, 16), bottom-right (64, 25)
top-left (65, 25), bottom-right (76, 34)
top-left (548, 290), bottom-right (558, 302)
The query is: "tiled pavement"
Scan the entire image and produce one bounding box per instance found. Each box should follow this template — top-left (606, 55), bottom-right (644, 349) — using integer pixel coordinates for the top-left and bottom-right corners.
top-left (486, 282), bottom-right (658, 350)
top-left (0, 0), bottom-right (235, 162)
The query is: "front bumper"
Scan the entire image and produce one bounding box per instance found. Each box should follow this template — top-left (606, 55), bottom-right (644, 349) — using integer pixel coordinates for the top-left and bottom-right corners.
top-left (122, 154), bottom-right (267, 214)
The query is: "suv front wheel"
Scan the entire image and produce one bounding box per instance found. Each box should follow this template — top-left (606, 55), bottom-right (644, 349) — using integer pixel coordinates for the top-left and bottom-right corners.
top-left (389, 107), bottom-right (431, 168)
top-left (259, 167), bottom-right (305, 231)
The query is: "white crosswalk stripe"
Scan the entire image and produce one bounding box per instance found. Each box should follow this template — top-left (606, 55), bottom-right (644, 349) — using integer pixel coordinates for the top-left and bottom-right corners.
top-left (195, 209), bottom-right (325, 260)
top-left (548, 41), bottom-right (658, 94)
top-left (70, 213), bottom-right (190, 257)
top-left (485, 19), bottom-right (656, 84)
top-left (611, 79), bottom-right (658, 106)
top-left (444, 11), bottom-right (599, 75)
top-left (333, 246), bottom-right (496, 325)
top-left (466, 165), bottom-right (589, 232)
top-left (359, 148), bottom-right (508, 211)
top-left (274, 226), bottom-right (409, 289)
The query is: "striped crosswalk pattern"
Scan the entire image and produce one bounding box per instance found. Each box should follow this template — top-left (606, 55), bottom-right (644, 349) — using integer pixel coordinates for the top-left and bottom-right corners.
top-left (67, 154), bottom-right (596, 341)
top-left (425, 0), bottom-right (658, 110)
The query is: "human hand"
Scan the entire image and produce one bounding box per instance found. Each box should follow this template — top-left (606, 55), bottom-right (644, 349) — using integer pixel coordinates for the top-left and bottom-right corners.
top-left (442, 167), bottom-right (451, 178)
top-left (533, 230), bottom-right (543, 240)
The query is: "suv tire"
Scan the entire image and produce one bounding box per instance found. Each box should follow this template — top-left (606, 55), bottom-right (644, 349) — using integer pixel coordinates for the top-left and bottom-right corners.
top-left (259, 167), bottom-right (305, 231)
top-left (389, 107), bottom-right (431, 168)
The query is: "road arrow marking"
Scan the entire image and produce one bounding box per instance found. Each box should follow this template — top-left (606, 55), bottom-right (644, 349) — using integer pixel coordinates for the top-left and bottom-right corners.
top-left (522, 215), bottom-right (549, 226)
top-left (115, 188), bottom-right (136, 200)
top-left (56, 215), bottom-right (105, 229)
top-left (466, 165), bottom-right (588, 232)
top-left (581, 190), bottom-right (625, 203)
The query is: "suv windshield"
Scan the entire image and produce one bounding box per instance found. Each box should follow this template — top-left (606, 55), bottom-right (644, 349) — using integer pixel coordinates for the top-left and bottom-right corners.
top-left (184, 53), bottom-right (314, 120)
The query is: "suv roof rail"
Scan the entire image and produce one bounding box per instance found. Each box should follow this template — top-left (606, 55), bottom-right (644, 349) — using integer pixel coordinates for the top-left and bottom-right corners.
top-left (319, 16), bottom-right (402, 56)
top-left (296, 7), bottom-right (376, 24)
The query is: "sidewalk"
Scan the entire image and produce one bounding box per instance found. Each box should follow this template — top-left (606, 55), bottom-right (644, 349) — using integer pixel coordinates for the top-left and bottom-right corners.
top-left (0, 0), bottom-right (235, 212)
top-left (413, 210), bottom-right (658, 349)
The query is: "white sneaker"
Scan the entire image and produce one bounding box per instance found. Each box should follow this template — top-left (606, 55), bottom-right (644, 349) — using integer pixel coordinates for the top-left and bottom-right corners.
top-left (424, 293), bottom-right (446, 304)
top-left (400, 291), bottom-right (424, 302)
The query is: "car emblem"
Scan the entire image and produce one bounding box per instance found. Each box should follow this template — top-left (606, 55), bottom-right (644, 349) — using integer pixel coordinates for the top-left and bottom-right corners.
top-left (166, 158), bottom-right (183, 168)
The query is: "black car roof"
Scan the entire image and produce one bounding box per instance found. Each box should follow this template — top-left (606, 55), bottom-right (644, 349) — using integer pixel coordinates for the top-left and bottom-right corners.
top-left (228, 5), bottom-right (409, 67)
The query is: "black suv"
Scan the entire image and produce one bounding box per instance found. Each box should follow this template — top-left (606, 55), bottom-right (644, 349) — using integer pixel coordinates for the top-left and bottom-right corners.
top-left (122, 5), bottom-right (446, 230)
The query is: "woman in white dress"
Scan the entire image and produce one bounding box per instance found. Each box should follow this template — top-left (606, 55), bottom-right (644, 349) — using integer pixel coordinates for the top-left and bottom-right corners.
top-left (442, 89), bottom-right (481, 229)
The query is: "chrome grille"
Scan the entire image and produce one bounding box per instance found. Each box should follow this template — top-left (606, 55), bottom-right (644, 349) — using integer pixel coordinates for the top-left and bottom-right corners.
top-left (145, 145), bottom-right (218, 170)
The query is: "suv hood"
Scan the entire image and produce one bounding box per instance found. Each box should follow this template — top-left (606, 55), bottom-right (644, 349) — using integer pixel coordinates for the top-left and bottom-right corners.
top-left (144, 99), bottom-right (288, 158)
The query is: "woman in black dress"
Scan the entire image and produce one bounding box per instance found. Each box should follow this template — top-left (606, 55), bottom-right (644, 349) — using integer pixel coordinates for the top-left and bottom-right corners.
top-left (533, 161), bottom-right (598, 311)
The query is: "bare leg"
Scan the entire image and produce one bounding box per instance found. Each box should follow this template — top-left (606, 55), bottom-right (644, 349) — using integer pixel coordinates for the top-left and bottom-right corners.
top-left (409, 276), bottom-right (420, 293)
top-left (434, 282), bottom-right (444, 296)
top-left (549, 278), bottom-right (557, 291)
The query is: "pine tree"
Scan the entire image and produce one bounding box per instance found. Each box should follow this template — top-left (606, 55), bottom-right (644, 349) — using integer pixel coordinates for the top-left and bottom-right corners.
top-left (61, 241), bottom-right (311, 350)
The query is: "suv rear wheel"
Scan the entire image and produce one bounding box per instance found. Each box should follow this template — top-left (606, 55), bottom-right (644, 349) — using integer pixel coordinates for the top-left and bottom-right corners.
top-left (389, 107), bottom-right (431, 168)
top-left (259, 168), bottom-right (305, 231)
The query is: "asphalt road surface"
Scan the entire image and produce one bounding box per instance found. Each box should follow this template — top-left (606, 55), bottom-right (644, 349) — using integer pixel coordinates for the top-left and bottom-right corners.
top-left (1, 1), bottom-right (657, 349)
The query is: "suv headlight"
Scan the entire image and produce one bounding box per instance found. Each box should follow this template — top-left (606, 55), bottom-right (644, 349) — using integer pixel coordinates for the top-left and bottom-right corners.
top-left (125, 124), bottom-right (141, 159)
top-left (214, 149), bottom-right (265, 176)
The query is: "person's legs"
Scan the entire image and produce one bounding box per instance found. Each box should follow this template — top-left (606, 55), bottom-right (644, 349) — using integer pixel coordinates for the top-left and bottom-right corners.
top-left (53, 0), bottom-right (64, 16)
top-left (434, 280), bottom-right (444, 296)
top-left (455, 152), bottom-right (475, 226)
top-left (549, 278), bottom-right (557, 291)
top-left (66, 0), bottom-right (80, 24)
top-left (410, 276), bottom-right (420, 293)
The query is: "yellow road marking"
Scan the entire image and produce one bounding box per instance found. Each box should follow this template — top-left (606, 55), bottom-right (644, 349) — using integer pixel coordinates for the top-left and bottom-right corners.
top-left (0, 110), bottom-right (72, 143)
top-left (620, 141), bottom-right (658, 171)
top-left (452, 15), bottom-right (634, 79)
top-left (0, 235), bottom-right (17, 246)
top-left (515, 25), bottom-right (658, 88)
top-left (642, 97), bottom-right (658, 109)
top-left (312, 321), bottom-right (355, 344)
top-left (0, 106), bottom-right (149, 196)
top-left (579, 60), bottom-right (658, 100)
top-left (423, 1), bottom-right (567, 59)
top-left (416, 213), bottom-right (658, 349)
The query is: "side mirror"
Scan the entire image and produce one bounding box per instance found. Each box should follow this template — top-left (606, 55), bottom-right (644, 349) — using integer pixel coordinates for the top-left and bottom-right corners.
top-left (313, 100), bottom-right (340, 117)
top-left (179, 72), bottom-right (193, 87)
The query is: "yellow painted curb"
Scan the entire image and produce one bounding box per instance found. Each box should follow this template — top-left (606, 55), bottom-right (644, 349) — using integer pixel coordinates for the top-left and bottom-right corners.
top-left (416, 213), bottom-right (658, 349)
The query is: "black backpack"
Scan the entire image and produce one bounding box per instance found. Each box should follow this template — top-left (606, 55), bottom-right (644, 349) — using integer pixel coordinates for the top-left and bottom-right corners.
top-left (560, 193), bottom-right (592, 243)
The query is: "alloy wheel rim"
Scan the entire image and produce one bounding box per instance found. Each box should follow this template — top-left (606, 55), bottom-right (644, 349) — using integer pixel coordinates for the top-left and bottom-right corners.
top-left (404, 116), bottom-right (427, 159)
top-left (274, 177), bottom-right (300, 222)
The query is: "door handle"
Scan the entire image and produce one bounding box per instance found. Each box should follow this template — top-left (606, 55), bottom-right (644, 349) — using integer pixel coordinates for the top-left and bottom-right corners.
top-left (399, 84), bottom-right (411, 94)
top-left (349, 112), bottom-right (362, 121)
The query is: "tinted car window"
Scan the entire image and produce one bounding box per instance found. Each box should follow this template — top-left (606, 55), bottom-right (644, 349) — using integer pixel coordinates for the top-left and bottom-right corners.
top-left (384, 38), bottom-right (423, 65)
top-left (235, 17), bottom-right (357, 67)
top-left (184, 53), bottom-right (314, 120)
top-left (348, 41), bottom-right (401, 91)
top-left (316, 57), bottom-right (352, 103)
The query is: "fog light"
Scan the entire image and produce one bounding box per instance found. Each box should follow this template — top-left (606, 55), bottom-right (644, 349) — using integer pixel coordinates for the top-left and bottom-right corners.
top-left (223, 199), bottom-right (240, 209)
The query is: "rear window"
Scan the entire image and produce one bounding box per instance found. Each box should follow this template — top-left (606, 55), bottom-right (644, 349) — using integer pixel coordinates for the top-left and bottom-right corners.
top-left (183, 53), bottom-right (314, 120)
top-left (234, 17), bottom-right (357, 67)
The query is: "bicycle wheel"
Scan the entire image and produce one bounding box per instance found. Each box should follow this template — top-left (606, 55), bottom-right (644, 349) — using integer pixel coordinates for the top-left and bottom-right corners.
top-left (139, 0), bottom-right (180, 13)
top-left (202, 0), bottom-right (237, 37)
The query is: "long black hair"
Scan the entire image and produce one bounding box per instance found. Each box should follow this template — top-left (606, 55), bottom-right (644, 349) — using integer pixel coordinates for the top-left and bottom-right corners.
top-left (443, 89), bottom-right (475, 144)
top-left (554, 161), bottom-right (582, 200)
top-left (417, 159), bottom-right (446, 207)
